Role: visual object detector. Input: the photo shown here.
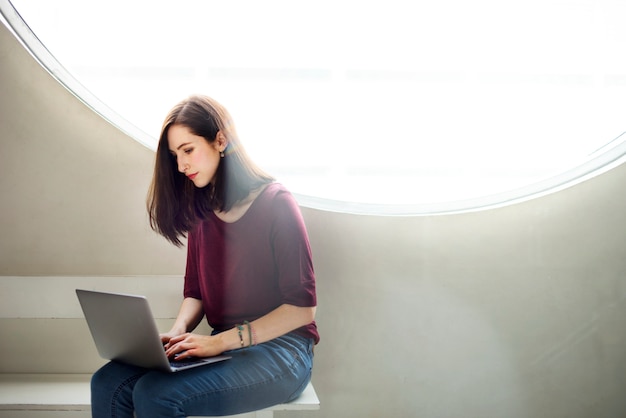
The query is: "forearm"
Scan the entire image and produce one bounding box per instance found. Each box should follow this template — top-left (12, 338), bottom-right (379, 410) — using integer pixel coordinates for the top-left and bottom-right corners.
top-left (218, 304), bottom-right (316, 352)
top-left (165, 302), bottom-right (315, 359)
top-left (170, 297), bottom-right (205, 334)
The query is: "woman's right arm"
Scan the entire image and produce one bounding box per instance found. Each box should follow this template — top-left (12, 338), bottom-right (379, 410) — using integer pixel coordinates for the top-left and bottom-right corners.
top-left (160, 297), bottom-right (204, 343)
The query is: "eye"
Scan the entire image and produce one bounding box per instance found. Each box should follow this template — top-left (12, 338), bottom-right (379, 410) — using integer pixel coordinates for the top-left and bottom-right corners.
top-left (184, 148), bottom-right (193, 154)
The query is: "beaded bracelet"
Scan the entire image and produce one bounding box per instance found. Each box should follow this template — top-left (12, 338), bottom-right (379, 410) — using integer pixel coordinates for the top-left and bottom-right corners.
top-left (244, 320), bottom-right (255, 347)
top-left (236, 324), bottom-right (245, 348)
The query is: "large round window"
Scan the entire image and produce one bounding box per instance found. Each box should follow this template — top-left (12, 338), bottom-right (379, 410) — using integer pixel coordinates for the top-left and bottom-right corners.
top-left (3, 0), bottom-right (625, 213)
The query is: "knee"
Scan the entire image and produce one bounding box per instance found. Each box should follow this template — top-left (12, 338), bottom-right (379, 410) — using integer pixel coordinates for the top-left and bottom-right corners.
top-left (91, 362), bottom-right (142, 417)
top-left (132, 376), bottom-right (157, 411)
top-left (133, 373), bottom-right (183, 417)
top-left (91, 362), bottom-right (127, 395)
top-left (90, 365), bottom-right (104, 390)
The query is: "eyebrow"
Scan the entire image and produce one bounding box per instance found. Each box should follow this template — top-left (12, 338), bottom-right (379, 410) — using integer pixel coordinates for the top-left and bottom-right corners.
top-left (169, 142), bottom-right (193, 154)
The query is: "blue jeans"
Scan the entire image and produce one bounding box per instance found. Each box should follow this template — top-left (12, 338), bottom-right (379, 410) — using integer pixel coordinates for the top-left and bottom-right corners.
top-left (91, 333), bottom-right (314, 418)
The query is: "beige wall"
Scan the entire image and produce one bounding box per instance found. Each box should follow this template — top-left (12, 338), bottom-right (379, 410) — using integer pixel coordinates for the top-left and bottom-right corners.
top-left (0, 23), bottom-right (186, 275)
top-left (2, 21), bottom-right (626, 418)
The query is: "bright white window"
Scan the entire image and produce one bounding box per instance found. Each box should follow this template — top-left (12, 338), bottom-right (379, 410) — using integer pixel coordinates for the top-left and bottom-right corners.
top-left (3, 0), bottom-right (626, 213)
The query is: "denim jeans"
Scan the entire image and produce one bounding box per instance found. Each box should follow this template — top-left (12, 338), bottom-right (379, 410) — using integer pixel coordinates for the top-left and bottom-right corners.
top-left (91, 333), bottom-right (314, 418)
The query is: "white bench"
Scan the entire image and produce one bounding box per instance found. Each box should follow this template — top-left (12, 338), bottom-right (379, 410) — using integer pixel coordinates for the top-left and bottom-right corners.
top-left (0, 374), bottom-right (319, 418)
top-left (0, 277), bottom-right (319, 418)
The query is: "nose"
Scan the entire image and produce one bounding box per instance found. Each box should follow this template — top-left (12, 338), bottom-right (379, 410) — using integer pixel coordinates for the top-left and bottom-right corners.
top-left (177, 157), bottom-right (188, 174)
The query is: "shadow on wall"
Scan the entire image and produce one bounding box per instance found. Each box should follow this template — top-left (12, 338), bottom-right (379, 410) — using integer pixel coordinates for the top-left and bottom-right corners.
top-left (309, 214), bottom-right (526, 417)
top-left (328, 280), bottom-right (525, 417)
top-left (304, 181), bottom-right (626, 418)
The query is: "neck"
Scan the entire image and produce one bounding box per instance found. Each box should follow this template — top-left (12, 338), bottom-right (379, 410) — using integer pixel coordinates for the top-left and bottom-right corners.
top-left (214, 184), bottom-right (268, 223)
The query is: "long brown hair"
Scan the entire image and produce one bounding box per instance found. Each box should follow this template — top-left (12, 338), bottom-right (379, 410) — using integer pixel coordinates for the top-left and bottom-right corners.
top-left (147, 95), bottom-right (274, 246)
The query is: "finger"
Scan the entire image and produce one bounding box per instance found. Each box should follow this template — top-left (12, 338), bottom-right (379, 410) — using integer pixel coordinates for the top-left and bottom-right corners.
top-left (165, 342), bottom-right (182, 358)
top-left (173, 350), bottom-right (190, 360)
top-left (166, 340), bottom-right (193, 358)
top-left (168, 333), bottom-right (188, 345)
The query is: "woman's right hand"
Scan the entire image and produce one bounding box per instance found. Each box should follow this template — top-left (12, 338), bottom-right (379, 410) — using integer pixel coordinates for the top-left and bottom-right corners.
top-left (160, 326), bottom-right (187, 347)
top-left (160, 297), bottom-right (205, 347)
top-left (164, 332), bottom-right (227, 360)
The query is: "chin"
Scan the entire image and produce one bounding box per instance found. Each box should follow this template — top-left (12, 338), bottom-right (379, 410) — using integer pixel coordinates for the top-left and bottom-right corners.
top-left (194, 179), bottom-right (212, 189)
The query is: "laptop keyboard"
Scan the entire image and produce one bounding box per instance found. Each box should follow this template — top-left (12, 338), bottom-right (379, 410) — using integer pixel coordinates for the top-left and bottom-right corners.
top-left (169, 358), bottom-right (203, 368)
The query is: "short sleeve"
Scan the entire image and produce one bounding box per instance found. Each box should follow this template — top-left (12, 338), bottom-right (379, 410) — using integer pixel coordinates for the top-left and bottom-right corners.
top-left (270, 188), bottom-right (317, 308)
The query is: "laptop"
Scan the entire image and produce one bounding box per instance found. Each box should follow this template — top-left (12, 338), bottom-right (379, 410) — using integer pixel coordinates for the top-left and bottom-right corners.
top-left (76, 289), bottom-right (231, 372)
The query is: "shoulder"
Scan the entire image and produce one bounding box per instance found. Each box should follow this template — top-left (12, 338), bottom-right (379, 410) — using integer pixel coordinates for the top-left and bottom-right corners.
top-left (255, 182), bottom-right (294, 205)
top-left (244, 183), bottom-right (303, 227)
top-left (261, 182), bottom-right (291, 198)
top-left (257, 183), bottom-right (299, 211)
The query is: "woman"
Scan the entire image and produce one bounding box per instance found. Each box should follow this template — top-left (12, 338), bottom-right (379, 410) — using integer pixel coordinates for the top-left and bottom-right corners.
top-left (91, 95), bottom-right (319, 417)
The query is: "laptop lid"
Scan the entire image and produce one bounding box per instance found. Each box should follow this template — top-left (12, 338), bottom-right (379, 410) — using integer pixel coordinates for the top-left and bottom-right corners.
top-left (76, 289), bottom-right (230, 372)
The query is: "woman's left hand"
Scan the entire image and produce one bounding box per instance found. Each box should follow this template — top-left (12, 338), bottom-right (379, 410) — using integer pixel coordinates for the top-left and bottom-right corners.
top-left (164, 333), bottom-right (224, 360)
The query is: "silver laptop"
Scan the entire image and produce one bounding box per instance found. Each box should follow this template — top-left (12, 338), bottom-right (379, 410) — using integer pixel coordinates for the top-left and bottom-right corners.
top-left (76, 289), bottom-right (230, 372)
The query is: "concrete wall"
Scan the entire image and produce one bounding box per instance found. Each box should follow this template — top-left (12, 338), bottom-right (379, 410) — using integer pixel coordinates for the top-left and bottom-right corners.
top-left (0, 22), bottom-right (185, 276)
top-left (2, 21), bottom-right (626, 418)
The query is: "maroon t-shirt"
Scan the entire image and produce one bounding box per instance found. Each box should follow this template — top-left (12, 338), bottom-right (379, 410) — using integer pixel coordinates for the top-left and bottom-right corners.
top-left (184, 182), bottom-right (319, 344)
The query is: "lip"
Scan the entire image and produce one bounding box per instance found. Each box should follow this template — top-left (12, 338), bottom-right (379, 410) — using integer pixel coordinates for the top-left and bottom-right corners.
top-left (187, 173), bottom-right (198, 180)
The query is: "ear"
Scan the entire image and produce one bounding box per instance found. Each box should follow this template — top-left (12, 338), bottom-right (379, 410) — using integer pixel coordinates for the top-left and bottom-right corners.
top-left (215, 131), bottom-right (228, 152)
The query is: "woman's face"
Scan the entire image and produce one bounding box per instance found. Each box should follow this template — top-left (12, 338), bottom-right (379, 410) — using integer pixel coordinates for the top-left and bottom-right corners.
top-left (167, 124), bottom-right (224, 188)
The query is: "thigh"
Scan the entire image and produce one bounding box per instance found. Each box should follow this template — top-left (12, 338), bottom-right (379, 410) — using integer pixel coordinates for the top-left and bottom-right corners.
top-left (133, 333), bottom-right (314, 418)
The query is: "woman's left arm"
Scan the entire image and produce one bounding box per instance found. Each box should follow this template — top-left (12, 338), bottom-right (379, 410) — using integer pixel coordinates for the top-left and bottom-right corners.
top-left (247, 303), bottom-right (316, 345)
top-left (213, 304), bottom-right (315, 352)
top-left (166, 304), bottom-right (315, 358)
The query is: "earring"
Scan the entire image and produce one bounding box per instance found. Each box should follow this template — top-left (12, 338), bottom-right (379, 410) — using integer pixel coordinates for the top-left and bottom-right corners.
top-left (220, 150), bottom-right (225, 158)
